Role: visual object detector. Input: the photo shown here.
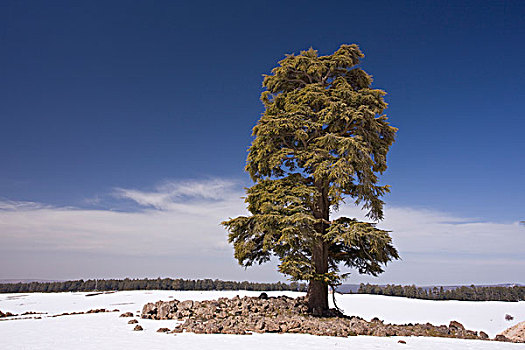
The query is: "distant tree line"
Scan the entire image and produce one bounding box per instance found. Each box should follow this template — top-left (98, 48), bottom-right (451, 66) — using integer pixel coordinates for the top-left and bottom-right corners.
top-left (0, 278), bottom-right (308, 294)
top-left (357, 283), bottom-right (525, 302)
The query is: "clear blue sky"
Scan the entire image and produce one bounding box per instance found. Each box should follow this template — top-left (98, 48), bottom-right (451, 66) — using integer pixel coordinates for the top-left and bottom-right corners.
top-left (1, 1), bottom-right (524, 283)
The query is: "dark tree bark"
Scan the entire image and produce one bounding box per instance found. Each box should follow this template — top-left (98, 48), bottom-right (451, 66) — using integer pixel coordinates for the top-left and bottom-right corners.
top-left (307, 241), bottom-right (329, 315)
top-left (307, 179), bottom-right (330, 315)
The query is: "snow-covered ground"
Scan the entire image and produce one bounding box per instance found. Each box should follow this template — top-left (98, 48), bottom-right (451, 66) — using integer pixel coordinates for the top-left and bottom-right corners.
top-left (1, 290), bottom-right (524, 349)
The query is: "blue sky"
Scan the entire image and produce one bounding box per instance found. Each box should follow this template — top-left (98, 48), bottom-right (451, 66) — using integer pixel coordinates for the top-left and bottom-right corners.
top-left (1, 0), bottom-right (524, 283)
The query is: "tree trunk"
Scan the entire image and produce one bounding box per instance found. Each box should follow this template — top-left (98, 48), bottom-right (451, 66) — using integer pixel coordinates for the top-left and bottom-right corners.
top-left (307, 179), bottom-right (330, 315)
top-left (308, 241), bottom-right (329, 315)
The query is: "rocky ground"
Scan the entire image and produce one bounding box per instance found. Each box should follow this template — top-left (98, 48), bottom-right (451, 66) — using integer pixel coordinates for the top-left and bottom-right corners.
top-left (140, 294), bottom-right (522, 342)
top-left (0, 310), bottom-right (17, 318)
top-left (0, 308), bottom-right (119, 321)
top-left (501, 321), bottom-right (525, 343)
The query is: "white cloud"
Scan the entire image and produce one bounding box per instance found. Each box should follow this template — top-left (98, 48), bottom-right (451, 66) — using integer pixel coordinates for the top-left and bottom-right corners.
top-left (336, 205), bottom-right (524, 257)
top-left (113, 178), bottom-right (237, 210)
top-left (0, 178), bottom-right (523, 284)
top-left (0, 200), bottom-right (48, 211)
top-left (0, 179), bottom-right (247, 257)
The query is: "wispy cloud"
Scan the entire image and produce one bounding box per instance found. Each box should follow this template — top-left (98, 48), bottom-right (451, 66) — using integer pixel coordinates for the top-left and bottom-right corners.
top-left (0, 179), bottom-right (246, 257)
top-left (337, 205), bottom-right (524, 257)
top-left (0, 178), bottom-right (523, 284)
top-left (113, 178), bottom-right (237, 210)
top-left (0, 200), bottom-right (49, 211)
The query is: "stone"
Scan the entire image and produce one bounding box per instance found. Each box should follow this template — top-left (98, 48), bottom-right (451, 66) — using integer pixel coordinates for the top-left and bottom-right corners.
top-left (479, 331), bottom-right (489, 339)
top-left (180, 300), bottom-right (194, 310)
top-left (128, 319), bottom-right (138, 324)
top-left (494, 334), bottom-right (511, 342)
top-left (170, 325), bottom-right (184, 333)
top-left (258, 292), bottom-right (268, 300)
top-left (120, 312), bottom-right (134, 317)
top-left (133, 325), bottom-right (143, 331)
top-left (255, 319), bottom-right (265, 331)
top-left (158, 302), bottom-right (171, 319)
top-left (203, 321), bottom-right (220, 334)
top-left (501, 321), bottom-right (525, 343)
top-left (141, 303), bottom-right (156, 319)
top-left (373, 328), bottom-right (388, 337)
top-left (449, 321), bottom-right (465, 330)
top-left (0, 310), bottom-right (17, 318)
top-left (157, 328), bottom-right (171, 333)
top-left (265, 319), bottom-right (280, 332)
top-left (138, 295), bottom-right (491, 341)
top-left (398, 340), bottom-right (406, 344)
top-left (86, 308), bottom-right (107, 313)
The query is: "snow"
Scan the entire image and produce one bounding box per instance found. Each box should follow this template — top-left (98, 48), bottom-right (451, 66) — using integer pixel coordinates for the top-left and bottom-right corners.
top-left (334, 294), bottom-right (525, 337)
top-left (1, 290), bottom-right (524, 349)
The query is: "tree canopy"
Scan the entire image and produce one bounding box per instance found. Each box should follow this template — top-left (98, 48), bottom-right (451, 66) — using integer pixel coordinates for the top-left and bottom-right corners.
top-left (223, 44), bottom-right (399, 314)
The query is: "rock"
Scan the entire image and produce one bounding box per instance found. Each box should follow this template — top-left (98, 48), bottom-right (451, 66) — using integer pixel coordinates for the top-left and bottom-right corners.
top-left (398, 340), bottom-right (406, 344)
top-left (21, 311), bottom-right (45, 316)
top-left (139, 295), bottom-right (490, 340)
top-left (171, 326), bottom-right (183, 333)
top-left (128, 319), bottom-right (138, 324)
top-left (501, 321), bottom-right (525, 343)
top-left (449, 321), bottom-right (465, 330)
top-left (157, 328), bottom-right (171, 333)
top-left (179, 300), bottom-right (194, 310)
top-left (86, 308), bottom-right (107, 313)
top-left (133, 325), bottom-right (143, 331)
top-left (203, 321), bottom-right (220, 334)
top-left (505, 314), bottom-right (514, 321)
top-left (258, 292), bottom-right (268, 300)
top-left (0, 310), bottom-right (17, 318)
top-left (479, 331), bottom-right (489, 339)
top-left (255, 319), bottom-right (265, 331)
top-left (141, 303), bottom-right (157, 319)
top-left (158, 302), bottom-right (172, 319)
top-left (120, 312), bottom-right (134, 317)
top-left (372, 327), bottom-right (388, 337)
top-left (494, 334), bottom-right (511, 342)
top-left (265, 319), bottom-right (280, 332)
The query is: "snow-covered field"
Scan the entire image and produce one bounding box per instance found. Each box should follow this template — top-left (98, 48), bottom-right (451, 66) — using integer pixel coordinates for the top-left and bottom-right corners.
top-left (1, 290), bottom-right (524, 349)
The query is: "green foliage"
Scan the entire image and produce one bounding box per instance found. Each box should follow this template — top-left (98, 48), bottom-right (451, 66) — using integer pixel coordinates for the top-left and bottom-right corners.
top-left (223, 44), bottom-right (399, 287)
top-left (326, 217), bottom-right (398, 276)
